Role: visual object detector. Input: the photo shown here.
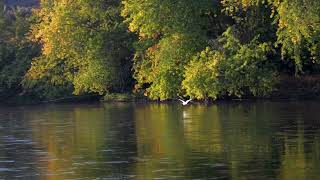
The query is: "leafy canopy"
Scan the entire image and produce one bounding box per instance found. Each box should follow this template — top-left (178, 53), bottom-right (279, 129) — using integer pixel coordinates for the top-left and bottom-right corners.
top-left (0, 3), bottom-right (39, 99)
top-left (183, 28), bottom-right (278, 100)
top-left (271, 0), bottom-right (320, 72)
top-left (24, 0), bottom-right (134, 95)
top-left (122, 0), bottom-right (214, 100)
top-left (122, 0), bottom-right (214, 38)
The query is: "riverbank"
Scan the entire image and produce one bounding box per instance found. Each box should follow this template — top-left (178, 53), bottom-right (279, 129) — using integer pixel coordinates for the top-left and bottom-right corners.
top-left (102, 75), bottom-right (320, 103)
top-left (270, 75), bottom-right (320, 99)
top-left (102, 93), bottom-right (149, 102)
top-left (3, 75), bottom-right (320, 105)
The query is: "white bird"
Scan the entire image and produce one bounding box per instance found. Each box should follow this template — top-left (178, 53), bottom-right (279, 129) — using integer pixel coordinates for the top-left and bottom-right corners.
top-left (178, 98), bottom-right (192, 105)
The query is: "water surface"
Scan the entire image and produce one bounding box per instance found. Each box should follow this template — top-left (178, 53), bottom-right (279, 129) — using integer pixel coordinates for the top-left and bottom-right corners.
top-left (0, 101), bottom-right (320, 179)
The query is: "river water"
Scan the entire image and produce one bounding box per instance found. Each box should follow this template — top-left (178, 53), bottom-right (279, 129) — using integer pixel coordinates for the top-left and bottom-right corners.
top-left (0, 101), bottom-right (320, 179)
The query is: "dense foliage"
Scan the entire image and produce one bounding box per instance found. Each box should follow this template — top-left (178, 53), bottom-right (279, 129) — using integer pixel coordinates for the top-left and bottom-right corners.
top-left (122, 0), bottom-right (213, 100)
top-left (182, 28), bottom-right (277, 100)
top-left (272, 0), bottom-right (320, 73)
top-left (24, 0), bottom-right (134, 96)
top-left (0, 2), bottom-right (39, 101)
top-left (1, 0), bottom-right (320, 102)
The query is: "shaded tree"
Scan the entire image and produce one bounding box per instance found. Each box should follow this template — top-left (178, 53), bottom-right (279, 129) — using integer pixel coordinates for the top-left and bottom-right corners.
top-left (0, 1), bottom-right (39, 101)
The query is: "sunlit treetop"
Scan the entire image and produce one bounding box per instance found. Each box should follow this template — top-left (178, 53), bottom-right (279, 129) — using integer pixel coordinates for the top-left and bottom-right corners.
top-left (122, 0), bottom-right (214, 38)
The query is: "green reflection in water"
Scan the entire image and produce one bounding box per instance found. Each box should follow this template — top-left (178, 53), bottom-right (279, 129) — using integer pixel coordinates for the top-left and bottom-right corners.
top-left (21, 102), bottom-right (320, 179)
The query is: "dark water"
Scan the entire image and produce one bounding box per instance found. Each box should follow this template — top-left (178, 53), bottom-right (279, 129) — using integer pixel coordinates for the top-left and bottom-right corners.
top-left (0, 101), bottom-right (320, 180)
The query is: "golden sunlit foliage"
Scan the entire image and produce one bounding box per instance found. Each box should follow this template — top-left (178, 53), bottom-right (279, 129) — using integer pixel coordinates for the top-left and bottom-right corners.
top-left (23, 0), bottom-right (134, 96)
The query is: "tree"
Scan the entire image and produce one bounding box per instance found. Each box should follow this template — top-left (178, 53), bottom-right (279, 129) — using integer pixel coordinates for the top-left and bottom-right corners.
top-left (221, 0), bottom-right (277, 43)
top-left (133, 34), bottom-right (206, 100)
top-left (182, 28), bottom-right (277, 100)
top-left (24, 0), bottom-right (134, 96)
top-left (122, 0), bottom-right (215, 100)
top-left (0, 2), bottom-right (39, 100)
top-left (271, 0), bottom-right (320, 73)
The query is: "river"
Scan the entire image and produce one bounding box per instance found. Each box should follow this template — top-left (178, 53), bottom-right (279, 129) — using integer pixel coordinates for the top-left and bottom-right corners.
top-left (0, 101), bottom-right (320, 179)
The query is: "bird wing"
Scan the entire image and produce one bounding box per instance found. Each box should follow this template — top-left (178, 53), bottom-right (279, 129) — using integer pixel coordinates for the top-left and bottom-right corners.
top-left (178, 99), bottom-right (185, 103)
top-left (186, 99), bottom-right (192, 103)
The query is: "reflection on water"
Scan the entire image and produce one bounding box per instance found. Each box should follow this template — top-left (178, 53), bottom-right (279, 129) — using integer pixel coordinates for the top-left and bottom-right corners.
top-left (0, 101), bottom-right (320, 179)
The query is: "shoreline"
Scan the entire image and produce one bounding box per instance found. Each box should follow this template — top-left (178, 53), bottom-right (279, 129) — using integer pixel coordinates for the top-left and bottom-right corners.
top-left (3, 94), bottom-right (320, 106)
top-left (3, 75), bottom-right (320, 105)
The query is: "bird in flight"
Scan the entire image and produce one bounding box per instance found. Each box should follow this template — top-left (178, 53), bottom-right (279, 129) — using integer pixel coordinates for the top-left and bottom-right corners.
top-left (178, 98), bottom-right (192, 105)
